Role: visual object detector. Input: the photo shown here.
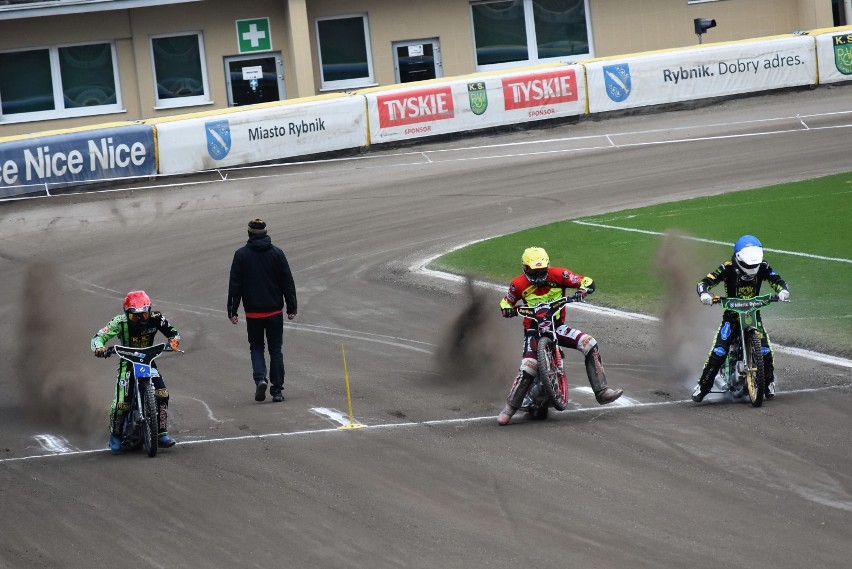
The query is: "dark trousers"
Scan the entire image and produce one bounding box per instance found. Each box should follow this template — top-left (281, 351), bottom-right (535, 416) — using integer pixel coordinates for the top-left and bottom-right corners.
top-left (246, 313), bottom-right (285, 395)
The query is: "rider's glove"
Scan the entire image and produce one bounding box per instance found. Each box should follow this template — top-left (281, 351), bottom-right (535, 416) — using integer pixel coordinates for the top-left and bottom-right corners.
top-left (169, 338), bottom-right (180, 351)
top-left (94, 347), bottom-right (106, 358)
top-left (700, 293), bottom-right (714, 306)
top-left (501, 307), bottom-right (516, 318)
top-left (573, 290), bottom-right (587, 302)
top-left (777, 289), bottom-right (790, 302)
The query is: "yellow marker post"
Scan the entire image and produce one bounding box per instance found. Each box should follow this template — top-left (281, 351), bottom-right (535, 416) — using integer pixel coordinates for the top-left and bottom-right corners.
top-left (339, 342), bottom-right (366, 429)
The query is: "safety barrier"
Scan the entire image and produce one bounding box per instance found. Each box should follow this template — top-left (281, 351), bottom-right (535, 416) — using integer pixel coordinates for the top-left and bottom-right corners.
top-left (1, 26), bottom-right (849, 198)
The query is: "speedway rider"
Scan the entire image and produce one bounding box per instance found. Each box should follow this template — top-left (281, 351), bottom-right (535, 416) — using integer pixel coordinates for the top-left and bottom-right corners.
top-left (92, 291), bottom-right (181, 451)
top-left (498, 247), bottom-right (623, 425)
top-left (692, 235), bottom-right (790, 402)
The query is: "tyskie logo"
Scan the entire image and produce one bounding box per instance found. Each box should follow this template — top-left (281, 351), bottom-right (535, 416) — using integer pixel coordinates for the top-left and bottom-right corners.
top-left (501, 68), bottom-right (578, 110)
top-left (205, 120), bottom-right (231, 160)
top-left (377, 86), bottom-right (455, 128)
top-left (603, 63), bottom-right (631, 102)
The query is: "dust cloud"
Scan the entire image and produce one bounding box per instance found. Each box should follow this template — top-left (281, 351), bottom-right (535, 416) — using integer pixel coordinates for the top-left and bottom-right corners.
top-left (15, 262), bottom-right (103, 440)
top-left (433, 277), bottom-right (518, 402)
top-left (652, 231), bottom-right (719, 386)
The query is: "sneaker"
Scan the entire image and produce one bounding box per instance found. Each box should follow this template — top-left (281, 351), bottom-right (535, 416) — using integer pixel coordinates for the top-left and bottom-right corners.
top-left (692, 383), bottom-right (710, 402)
top-left (255, 380), bottom-right (268, 402)
top-left (595, 388), bottom-right (624, 405)
top-left (108, 433), bottom-right (122, 452)
top-left (158, 434), bottom-right (176, 448)
top-left (272, 393), bottom-right (284, 403)
top-left (497, 404), bottom-right (517, 426)
top-left (765, 382), bottom-right (776, 400)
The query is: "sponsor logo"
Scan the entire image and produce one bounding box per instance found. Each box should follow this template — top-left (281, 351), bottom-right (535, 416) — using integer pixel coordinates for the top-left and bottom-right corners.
top-left (205, 120), bottom-right (231, 160)
top-left (834, 34), bottom-right (852, 75)
top-left (467, 82), bottom-right (488, 115)
top-left (761, 346), bottom-right (770, 356)
top-left (502, 68), bottom-right (578, 111)
top-left (603, 63), bottom-right (631, 102)
top-left (714, 346), bottom-right (727, 357)
top-left (720, 322), bottom-right (731, 340)
top-left (377, 86), bottom-right (455, 128)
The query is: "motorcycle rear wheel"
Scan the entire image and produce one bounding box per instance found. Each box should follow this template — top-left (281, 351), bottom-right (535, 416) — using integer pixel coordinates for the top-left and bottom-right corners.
top-left (141, 382), bottom-right (158, 457)
top-left (745, 330), bottom-right (765, 408)
top-left (538, 337), bottom-right (569, 411)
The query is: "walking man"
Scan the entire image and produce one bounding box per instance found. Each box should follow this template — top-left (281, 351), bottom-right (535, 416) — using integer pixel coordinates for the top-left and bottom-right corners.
top-left (228, 219), bottom-right (297, 402)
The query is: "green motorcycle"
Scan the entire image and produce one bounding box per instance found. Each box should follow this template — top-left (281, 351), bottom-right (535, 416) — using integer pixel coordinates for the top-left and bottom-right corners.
top-left (712, 294), bottom-right (785, 407)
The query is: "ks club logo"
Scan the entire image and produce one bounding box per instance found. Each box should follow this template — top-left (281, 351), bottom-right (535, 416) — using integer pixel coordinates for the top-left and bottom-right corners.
top-left (603, 63), bottom-right (631, 102)
top-left (205, 120), bottom-right (232, 160)
top-left (833, 34), bottom-right (852, 75)
top-left (467, 81), bottom-right (488, 115)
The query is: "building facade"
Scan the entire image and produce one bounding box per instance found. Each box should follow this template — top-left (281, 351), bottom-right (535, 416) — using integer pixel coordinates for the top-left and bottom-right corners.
top-left (0, 0), bottom-right (846, 137)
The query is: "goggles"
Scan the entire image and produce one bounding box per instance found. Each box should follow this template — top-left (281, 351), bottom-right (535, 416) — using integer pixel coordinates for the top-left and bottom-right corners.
top-left (525, 267), bottom-right (548, 280)
top-left (127, 310), bottom-right (150, 322)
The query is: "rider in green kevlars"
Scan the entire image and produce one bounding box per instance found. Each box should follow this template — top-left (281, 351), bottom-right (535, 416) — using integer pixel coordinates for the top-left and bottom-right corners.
top-left (692, 235), bottom-right (790, 403)
top-left (92, 291), bottom-right (181, 452)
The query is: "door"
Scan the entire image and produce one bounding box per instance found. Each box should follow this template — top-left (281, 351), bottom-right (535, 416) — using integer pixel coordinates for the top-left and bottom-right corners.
top-left (224, 53), bottom-right (285, 107)
top-left (392, 39), bottom-right (442, 84)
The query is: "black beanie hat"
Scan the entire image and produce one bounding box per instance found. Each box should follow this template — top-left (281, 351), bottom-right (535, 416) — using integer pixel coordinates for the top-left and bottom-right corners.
top-left (248, 218), bottom-right (267, 236)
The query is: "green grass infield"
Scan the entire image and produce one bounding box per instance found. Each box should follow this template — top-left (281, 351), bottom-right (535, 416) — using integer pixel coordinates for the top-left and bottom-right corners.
top-left (431, 172), bottom-right (852, 356)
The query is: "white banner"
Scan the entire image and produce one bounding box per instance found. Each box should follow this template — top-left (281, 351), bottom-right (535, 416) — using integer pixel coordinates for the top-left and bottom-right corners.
top-left (154, 95), bottom-right (367, 175)
top-left (362, 65), bottom-right (586, 144)
top-left (586, 36), bottom-right (817, 114)
top-left (815, 28), bottom-right (852, 84)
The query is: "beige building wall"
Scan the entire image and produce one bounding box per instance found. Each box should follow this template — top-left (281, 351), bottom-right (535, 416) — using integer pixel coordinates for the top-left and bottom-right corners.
top-left (0, 0), bottom-right (841, 137)
top-left (306, 0), bottom-right (477, 88)
top-left (590, 0), bottom-right (833, 57)
top-left (127, 0), bottom-right (290, 118)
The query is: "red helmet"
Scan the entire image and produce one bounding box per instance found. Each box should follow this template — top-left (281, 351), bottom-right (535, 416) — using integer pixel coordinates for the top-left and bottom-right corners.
top-left (123, 290), bottom-right (152, 322)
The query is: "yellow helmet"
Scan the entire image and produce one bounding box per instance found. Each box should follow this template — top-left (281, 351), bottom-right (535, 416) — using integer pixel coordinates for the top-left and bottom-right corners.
top-left (521, 247), bottom-right (550, 285)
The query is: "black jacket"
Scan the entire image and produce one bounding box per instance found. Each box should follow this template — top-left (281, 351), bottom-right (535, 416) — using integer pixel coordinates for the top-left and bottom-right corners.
top-left (227, 235), bottom-right (297, 317)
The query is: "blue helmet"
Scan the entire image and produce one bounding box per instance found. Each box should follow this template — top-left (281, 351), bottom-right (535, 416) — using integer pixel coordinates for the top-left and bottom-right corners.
top-left (733, 235), bottom-right (763, 278)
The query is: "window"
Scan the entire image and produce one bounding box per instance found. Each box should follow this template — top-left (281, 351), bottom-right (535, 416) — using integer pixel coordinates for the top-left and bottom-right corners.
top-left (316, 14), bottom-right (375, 90)
top-left (0, 42), bottom-right (120, 123)
top-left (471, 0), bottom-right (592, 70)
top-left (150, 33), bottom-right (211, 108)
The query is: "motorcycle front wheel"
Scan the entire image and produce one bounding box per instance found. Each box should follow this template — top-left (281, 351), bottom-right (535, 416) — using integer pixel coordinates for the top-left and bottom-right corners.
top-left (141, 382), bottom-right (158, 457)
top-left (538, 337), bottom-right (569, 411)
top-left (745, 330), bottom-right (765, 408)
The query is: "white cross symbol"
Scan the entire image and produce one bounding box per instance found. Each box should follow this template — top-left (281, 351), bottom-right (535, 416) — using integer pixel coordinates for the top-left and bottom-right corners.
top-left (242, 23), bottom-right (266, 47)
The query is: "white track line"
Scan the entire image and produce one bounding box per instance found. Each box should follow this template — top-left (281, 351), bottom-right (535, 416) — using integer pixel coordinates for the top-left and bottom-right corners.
top-left (4, 385), bottom-right (848, 463)
top-left (410, 249), bottom-right (852, 368)
top-left (572, 220), bottom-right (852, 264)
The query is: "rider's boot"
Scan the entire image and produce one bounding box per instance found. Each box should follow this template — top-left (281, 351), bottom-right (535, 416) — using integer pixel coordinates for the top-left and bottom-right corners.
top-left (108, 432), bottom-right (122, 452)
top-left (498, 370), bottom-right (534, 425)
top-left (692, 351), bottom-right (725, 402)
top-left (157, 399), bottom-right (176, 448)
top-left (763, 351), bottom-right (776, 400)
top-left (585, 346), bottom-right (623, 405)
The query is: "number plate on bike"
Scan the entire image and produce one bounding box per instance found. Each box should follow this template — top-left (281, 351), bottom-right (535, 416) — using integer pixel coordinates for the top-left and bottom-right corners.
top-left (133, 363), bottom-right (152, 379)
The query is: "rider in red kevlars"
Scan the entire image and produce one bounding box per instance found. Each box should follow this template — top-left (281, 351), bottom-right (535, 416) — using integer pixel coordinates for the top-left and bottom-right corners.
top-left (497, 247), bottom-right (623, 425)
top-left (92, 291), bottom-right (181, 452)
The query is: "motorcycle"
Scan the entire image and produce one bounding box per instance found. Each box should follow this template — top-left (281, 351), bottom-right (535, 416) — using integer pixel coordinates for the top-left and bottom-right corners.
top-left (102, 343), bottom-right (176, 457)
top-left (513, 294), bottom-right (583, 419)
top-left (710, 294), bottom-right (786, 407)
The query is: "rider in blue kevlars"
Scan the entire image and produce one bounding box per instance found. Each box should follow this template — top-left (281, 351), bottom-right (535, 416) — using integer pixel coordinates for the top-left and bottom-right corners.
top-left (692, 235), bottom-right (790, 403)
top-left (92, 291), bottom-right (181, 452)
